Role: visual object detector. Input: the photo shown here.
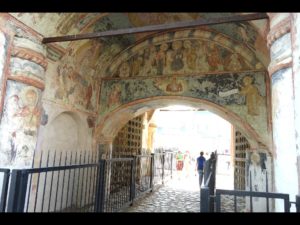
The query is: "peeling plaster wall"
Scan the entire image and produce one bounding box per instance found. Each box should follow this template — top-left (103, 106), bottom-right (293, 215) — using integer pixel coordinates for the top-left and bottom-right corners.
top-left (272, 67), bottom-right (298, 211)
top-left (36, 100), bottom-right (94, 154)
top-left (0, 31), bottom-right (7, 112)
top-left (0, 81), bottom-right (42, 168)
top-left (246, 150), bottom-right (273, 212)
top-left (291, 14), bottom-right (300, 194)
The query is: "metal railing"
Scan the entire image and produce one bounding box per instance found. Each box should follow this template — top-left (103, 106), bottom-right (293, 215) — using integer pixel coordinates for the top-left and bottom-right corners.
top-left (0, 151), bottom-right (175, 212)
top-left (200, 152), bottom-right (217, 212)
top-left (0, 169), bottom-right (10, 212)
top-left (7, 163), bottom-right (99, 212)
top-left (200, 153), bottom-right (300, 212)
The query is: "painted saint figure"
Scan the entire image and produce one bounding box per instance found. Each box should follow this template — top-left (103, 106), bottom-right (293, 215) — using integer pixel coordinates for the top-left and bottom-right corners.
top-left (166, 77), bottom-right (183, 93)
top-left (108, 84), bottom-right (122, 109)
top-left (13, 88), bottom-right (40, 136)
top-left (155, 43), bottom-right (168, 75)
top-left (183, 40), bottom-right (197, 72)
top-left (240, 76), bottom-right (263, 116)
top-left (170, 41), bottom-right (184, 72)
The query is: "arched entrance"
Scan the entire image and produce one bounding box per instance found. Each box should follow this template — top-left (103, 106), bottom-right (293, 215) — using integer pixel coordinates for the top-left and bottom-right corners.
top-left (96, 96), bottom-right (264, 149)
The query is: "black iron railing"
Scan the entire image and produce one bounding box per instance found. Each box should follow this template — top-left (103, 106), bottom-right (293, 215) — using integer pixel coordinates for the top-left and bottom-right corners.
top-left (200, 152), bottom-right (218, 212)
top-left (0, 169), bottom-right (10, 212)
top-left (0, 150), bottom-right (176, 212)
top-left (200, 153), bottom-right (300, 212)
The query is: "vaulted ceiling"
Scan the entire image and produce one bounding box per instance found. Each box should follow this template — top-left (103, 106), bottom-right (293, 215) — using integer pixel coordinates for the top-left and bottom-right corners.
top-left (10, 13), bottom-right (270, 68)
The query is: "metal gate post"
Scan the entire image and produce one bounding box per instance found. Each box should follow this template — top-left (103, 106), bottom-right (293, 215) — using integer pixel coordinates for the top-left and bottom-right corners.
top-left (162, 152), bottom-right (165, 184)
top-left (7, 170), bottom-right (29, 212)
top-left (130, 157), bottom-right (136, 204)
top-left (200, 187), bottom-right (210, 212)
top-left (0, 169), bottom-right (10, 212)
top-left (95, 160), bottom-right (107, 212)
top-left (170, 153), bottom-right (173, 179)
top-left (150, 153), bottom-right (154, 191)
top-left (295, 195), bottom-right (300, 212)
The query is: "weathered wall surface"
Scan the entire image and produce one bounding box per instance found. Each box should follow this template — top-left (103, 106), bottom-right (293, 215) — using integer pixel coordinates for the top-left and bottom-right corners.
top-left (268, 13), bottom-right (298, 211)
top-left (0, 30), bottom-right (8, 114)
top-left (0, 15), bottom-right (47, 168)
top-left (36, 104), bottom-right (94, 153)
top-left (99, 71), bottom-right (269, 149)
top-left (246, 150), bottom-right (273, 211)
top-left (291, 13), bottom-right (300, 194)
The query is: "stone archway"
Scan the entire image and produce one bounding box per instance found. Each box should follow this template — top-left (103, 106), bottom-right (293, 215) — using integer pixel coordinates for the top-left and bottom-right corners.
top-left (96, 96), bottom-right (265, 150)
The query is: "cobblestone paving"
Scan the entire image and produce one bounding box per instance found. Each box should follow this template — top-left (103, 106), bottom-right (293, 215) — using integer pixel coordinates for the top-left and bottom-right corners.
top-left (123, 175), bottom-right (201, 213)
top-left (122, 165), bottom-right (248, 213)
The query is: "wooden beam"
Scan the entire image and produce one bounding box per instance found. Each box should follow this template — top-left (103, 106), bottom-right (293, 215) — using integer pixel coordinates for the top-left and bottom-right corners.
top-left (42, 13), bottom-right (268, 44)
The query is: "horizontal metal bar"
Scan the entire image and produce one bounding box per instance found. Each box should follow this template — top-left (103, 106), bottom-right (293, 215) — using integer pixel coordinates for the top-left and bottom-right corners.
top-left (0, 169), bottom-right (10, 173)
top-left (106, 158), bottom-right (133, 162)
top-left (216, 189), bottom-right (290, 199)
top-left (42, 13), bottom-right (268, 43)
top-left (15, 163), bottom-right (100, 174)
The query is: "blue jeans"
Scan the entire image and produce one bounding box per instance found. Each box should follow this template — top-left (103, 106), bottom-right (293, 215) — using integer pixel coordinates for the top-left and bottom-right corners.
top-left (198, 170), bottom-right (204, 187)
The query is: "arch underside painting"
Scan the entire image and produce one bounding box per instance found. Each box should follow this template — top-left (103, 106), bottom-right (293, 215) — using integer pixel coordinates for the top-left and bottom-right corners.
top-left (96, 29), bottom-right (270, 151)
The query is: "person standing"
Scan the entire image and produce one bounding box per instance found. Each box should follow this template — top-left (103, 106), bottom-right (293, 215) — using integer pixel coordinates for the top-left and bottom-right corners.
top-left (196, 151), bottom-right (206, 187)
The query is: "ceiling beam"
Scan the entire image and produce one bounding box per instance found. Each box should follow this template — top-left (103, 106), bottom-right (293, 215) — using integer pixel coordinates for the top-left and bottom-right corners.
top-left (42, 13), bottom-right (268, 44)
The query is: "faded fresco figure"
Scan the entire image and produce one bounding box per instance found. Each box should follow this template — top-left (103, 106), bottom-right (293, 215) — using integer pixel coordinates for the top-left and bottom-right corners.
top-left (142, 45), bottom-right (157, 76)
top-left (207, 43), bottom-right (223, 71)
top-left (13, 88), bottom-right (40, 136)
top-left (1, 85), bottom-right (41, 167)
top-left (240, 76), bottom-right (263, 116)
top-left (131, 50), bottom-right (144, 76)
top-left (155, 43), bottom-right (168, 75)
top-left (183, 40), bottom-right (197, 72)
top-left (170, 41), bottom-right (184, 72)
top-left (118, 62), bottom-right (131, 78)
top-left (107, 84), bottom-right (122, 109)
top-left (226, 53), bottom-right (243, 71)
top-left (166, 77), bottom-right (183, 93)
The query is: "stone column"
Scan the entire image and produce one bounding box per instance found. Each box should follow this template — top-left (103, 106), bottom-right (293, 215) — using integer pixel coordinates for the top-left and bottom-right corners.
top-left (0, 32), bottom-right (47, 169)
top-left (147, 123), bottom-right (157, 153)
top-left (98, 139), bottom-right (113, 204)
top-left (0, 30), bottom-right (8, 115)
top-left (267, 13), bottom-right (298, 211)
top-left (290, 13), bottom-right (300, 195)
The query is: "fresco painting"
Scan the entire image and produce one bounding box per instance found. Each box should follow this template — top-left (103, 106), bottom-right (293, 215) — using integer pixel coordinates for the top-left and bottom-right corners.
top-left (47, 40), bottom-right (101, 113)
top-left (10, 57), bottom-right (45, 82)
top-left (107, 35), bottom-right (263, 78)
top-left (0, 81), bottom-right (42, 168)
top-left (0, 31), bottom-right (7, 103)
top-left (99, 71), bottom-right (266, 117)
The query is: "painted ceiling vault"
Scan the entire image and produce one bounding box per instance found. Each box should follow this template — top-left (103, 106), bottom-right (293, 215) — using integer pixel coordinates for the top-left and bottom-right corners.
top-left (9, 13), bottom-right (270, 68)
top-left (5, 13), bottom-right (271, 148)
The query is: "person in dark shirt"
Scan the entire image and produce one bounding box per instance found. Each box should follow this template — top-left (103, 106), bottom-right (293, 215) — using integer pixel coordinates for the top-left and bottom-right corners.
top-left (196, 151), bottom-right (206, 187)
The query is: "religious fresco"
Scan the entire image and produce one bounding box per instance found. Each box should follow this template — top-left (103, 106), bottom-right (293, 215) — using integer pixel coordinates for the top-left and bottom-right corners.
top-left (10, 57), bottom-right (45, 82)
top-left (0, 81), bottom-right (42, 168)
top-left (8, 13), bottom-right (268, 78)
top-left (0, 31), bottom-right (7, 105)
top-left (45, 39), bottom-right (101, 113)
top-left (106, 36), bottom-right (264, 78)
top-left (99, 71), bottom-right (266, 117)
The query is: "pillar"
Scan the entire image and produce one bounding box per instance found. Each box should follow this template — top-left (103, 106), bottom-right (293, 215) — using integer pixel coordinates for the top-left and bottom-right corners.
top-left (290, 13), bottom-right (300, 195)
top-left (98, 139), bottom-right (113, 204)
top-left (0, 23), bottom-right (47, 169)
top-left (147, 123), bottom-right (157, 153)
top-left (267, 13), bottom-right (298, 211)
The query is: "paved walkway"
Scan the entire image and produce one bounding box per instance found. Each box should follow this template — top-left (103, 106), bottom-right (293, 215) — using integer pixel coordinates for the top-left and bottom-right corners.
top-left (123, 157), bottom-right (242, 213)
top-left (123, 174), bottom-right (201, 212)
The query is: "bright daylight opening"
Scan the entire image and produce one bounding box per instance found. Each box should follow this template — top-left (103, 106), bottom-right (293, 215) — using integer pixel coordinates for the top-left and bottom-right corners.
top-left (151, 105), bottom-right (234, 191)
